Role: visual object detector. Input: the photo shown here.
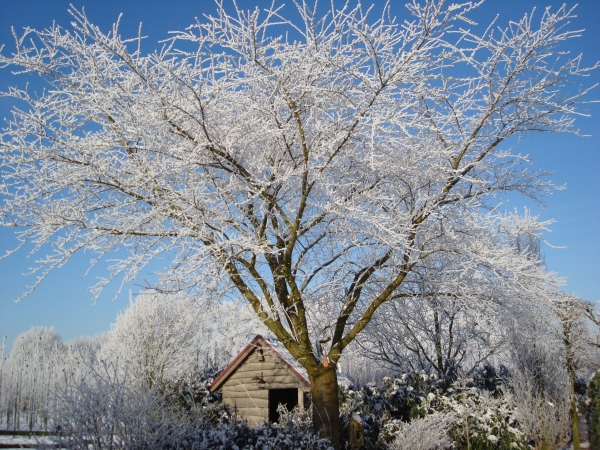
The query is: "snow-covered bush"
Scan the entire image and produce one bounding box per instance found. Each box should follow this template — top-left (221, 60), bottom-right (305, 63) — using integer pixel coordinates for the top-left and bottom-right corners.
top-left (339, 373), bottom-right (442, 448)
top-left (54, 361), bottom-right (155, 449)
top-left (152, 366), bottom-right (226, 427)
top-left (340, 369), bottom-right (530, 449)
top-left (201, 418), bottom-right (332, 450)
top-left (232, 404), bottom-right (332, 450)
top-left (415, 385), bottom-right (528, 450)
top-left (384, 413), bottom-right (454, 450)
top-left (46, 353), bottom-right (330, 449)
top-left (506, 324), bottom-right (571, 450)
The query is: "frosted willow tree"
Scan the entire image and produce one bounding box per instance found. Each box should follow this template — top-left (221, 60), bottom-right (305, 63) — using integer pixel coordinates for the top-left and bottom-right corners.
top-left (0, 1), bottom-right (595, 445)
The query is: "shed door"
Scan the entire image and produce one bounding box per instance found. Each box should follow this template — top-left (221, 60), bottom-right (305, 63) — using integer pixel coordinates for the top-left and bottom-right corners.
top-left (268, 388), bottom-right (298, 423)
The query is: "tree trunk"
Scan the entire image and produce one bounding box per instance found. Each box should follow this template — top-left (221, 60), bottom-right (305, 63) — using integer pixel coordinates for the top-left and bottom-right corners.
top-left (565, 333), bottom-right (580, 450)
top-left (571, 395), bottom-right (581, 450)
top-left (310, 365), bottom-right (340, 449)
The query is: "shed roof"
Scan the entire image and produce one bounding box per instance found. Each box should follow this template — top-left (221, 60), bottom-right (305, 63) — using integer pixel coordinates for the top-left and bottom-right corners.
top-left (209, 334), bottom-right (311, 392)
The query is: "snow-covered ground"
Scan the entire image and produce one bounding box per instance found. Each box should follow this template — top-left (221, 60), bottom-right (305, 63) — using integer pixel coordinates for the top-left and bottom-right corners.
top-left (0, 433), bottom-right (55, 449)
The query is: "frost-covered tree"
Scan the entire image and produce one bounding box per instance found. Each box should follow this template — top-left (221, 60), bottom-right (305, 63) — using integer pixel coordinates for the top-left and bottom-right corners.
top-left (357, 250), bottom-right (513, 378)
top-left (554, 293), bottom-right (600, 450)
top-left (102, 291), bottom-right (205, 389)
top-left (0, 327), bottom-right (63, 430)
top-left (0, 327), bottom-right (104, 431)
top-left (506, 295), bottom-right (574, 449)
top-left (583, 301), bottom-right (600, 352)
top-left (102, 291), bottom-right (265, 389)
top-left (195, 301), bottom-right (269, 370)
top-left (358, 216), bottom-right (554, 380)
top-left (0, 1), bottom-right (595, 445)
top-left (504, 293), bottom-right (600, 450)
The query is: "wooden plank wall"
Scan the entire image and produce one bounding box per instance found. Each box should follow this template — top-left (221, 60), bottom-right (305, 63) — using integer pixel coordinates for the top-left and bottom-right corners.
top-left (220, 345), bottom-right (309, 427)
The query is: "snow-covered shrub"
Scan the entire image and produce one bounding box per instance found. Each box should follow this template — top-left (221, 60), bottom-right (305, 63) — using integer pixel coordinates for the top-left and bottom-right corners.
top-left (340, 373), bottom-right (434, 421)
top-left (469, 364), bottom-right (508, 396)
top-left (339, 372), bottom-right (447, 448)
top-left (384, 413), bottom-right (454, 450)
top-left (339, 382), bottom-right (390, 447)
top-left (415, 385), bottom-right (528, 450)
top-left (50, 359), bottom-right (218, 449)
top-left (198, 417), bottom-right (332, 450)
top-left (239, 404), bottom-right (332, 450)
top-left (503, 295), bottom-right (574, 449)
top-left (340, 369), bottom-right (530, 449)
top-left (276, 403), bottom-right (313, 430)
top-left (47, 354), bottom-right (330, 449)
top-left (153, 366), bottom-right (225, 427)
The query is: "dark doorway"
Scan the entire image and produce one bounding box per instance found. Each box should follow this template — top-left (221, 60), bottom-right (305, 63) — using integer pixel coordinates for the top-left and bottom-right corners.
top-left (268, 388), bottom-right (298, 423)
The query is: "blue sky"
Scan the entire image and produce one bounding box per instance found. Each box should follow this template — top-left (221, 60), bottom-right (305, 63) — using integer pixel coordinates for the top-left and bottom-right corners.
top-left (0, 0), bottom-right (598, 350)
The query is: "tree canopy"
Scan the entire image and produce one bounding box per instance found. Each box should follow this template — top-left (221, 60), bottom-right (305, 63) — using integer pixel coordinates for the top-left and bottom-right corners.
top-left (0, 1), bottom-right (595, 444)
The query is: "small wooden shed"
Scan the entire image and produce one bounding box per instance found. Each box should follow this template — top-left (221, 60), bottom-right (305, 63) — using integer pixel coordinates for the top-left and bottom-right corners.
top-left (209, 334), bottom-right (311, 427)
